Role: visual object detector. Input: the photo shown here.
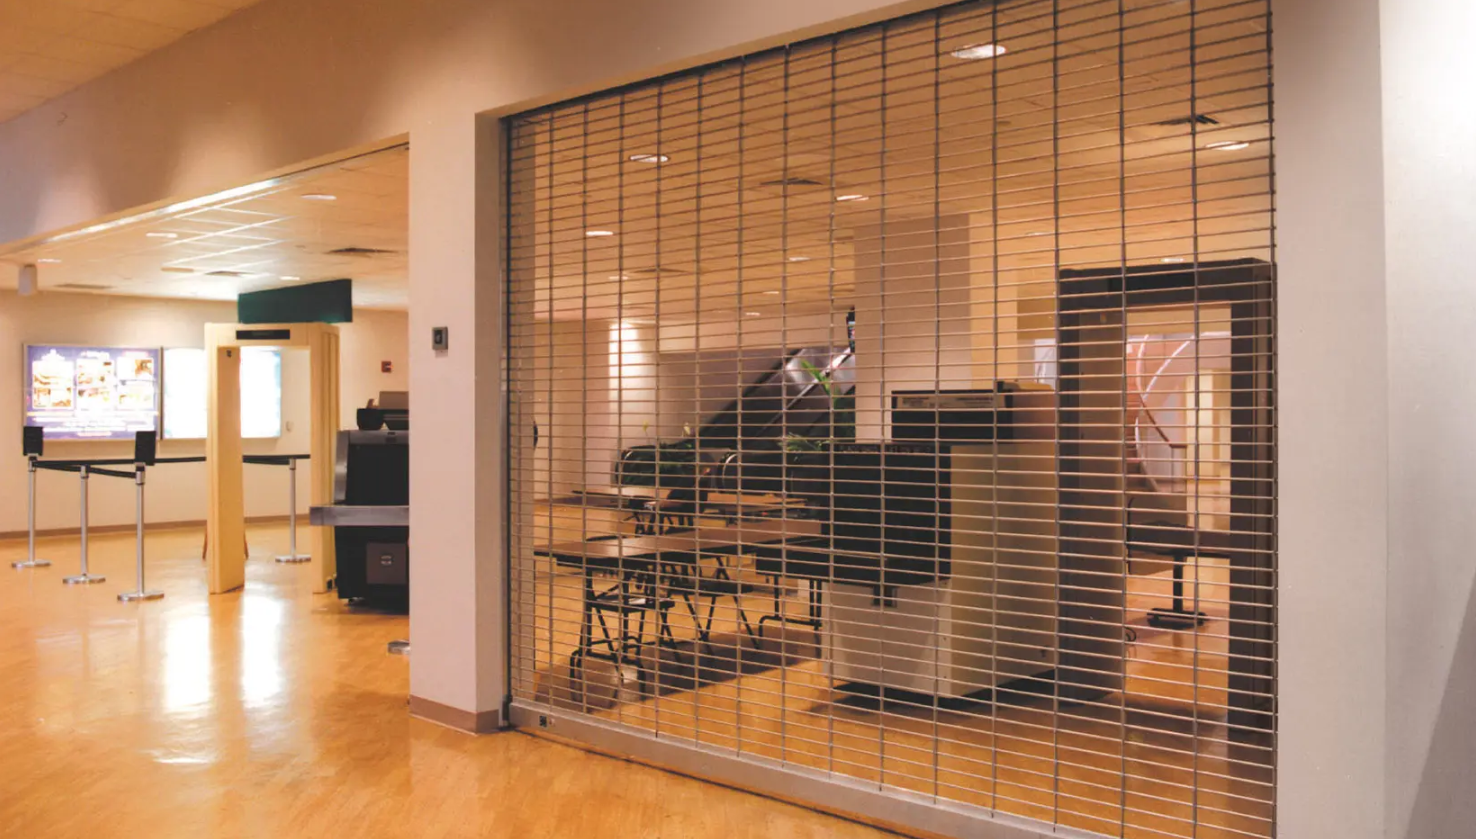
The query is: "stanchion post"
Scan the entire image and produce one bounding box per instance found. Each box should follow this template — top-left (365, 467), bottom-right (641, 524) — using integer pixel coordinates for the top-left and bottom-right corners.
top-left (12, 455), bottom-right (52, 570)
top-left (275, 457), bottom-right (310, 563)
top-left (118, 464), bottom-right (163, 602)
top-left (63, 465), bottom-right (105, 585)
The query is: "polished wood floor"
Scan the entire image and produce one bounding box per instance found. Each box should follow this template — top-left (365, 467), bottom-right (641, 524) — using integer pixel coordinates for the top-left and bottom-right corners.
top-left (0, 524), bottom-right (894, 839)
top-left (521, 505), bottom-right (1275, 839)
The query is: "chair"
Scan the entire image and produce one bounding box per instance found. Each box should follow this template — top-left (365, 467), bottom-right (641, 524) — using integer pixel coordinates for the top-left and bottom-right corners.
top-left (1126, 500), bottom-right (1207, 630)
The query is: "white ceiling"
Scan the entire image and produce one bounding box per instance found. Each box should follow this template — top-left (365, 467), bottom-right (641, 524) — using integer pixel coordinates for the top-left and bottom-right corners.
top-left (0, 144), bottom-right (410, 308)
top-left (0, 0), bottom-right (267, 125)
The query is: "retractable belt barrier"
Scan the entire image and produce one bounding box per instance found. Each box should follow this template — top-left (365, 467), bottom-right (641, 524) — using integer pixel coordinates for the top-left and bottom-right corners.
top-left (14, 426), bottom-right (309, 604)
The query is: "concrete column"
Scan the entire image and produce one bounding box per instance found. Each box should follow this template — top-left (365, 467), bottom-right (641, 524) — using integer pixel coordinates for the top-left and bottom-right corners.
top-left (406, 112), bottom-right (508, 732)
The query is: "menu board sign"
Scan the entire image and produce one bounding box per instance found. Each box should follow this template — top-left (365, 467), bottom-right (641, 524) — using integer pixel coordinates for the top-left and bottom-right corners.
top-left (25, 345), bottom-right (161, 440)
top-left (162, 347), bottom-right (282, 439)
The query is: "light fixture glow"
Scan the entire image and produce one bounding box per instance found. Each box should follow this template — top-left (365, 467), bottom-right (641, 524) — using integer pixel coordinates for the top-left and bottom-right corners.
top-left (951, 43), bottom-right (1007, 60)
top-left (1206, 141), bottom-right (1250, 151)
top-left (586, 229), bottom-right (616, 237)
top-left (280, 275), bottom-right (302, 281)
top-left (628, 153), bottom-right (670, 164)
top-left (146, 232), bottom-right (179, 239)
top-left (835, 194), bottom-right (869, 203)
top-left (1161, 257), bottom-right (1187, 263)
top-left (36, 257), bottom-right (62, 264)
top-left (787, 255), bottom-right (812, 263)
top-left (764, 290), bottom-right (781, 295)
top-left (301, 193), bottom-right (338, 201)
top-left (745, 311), bottom-right (763, 317)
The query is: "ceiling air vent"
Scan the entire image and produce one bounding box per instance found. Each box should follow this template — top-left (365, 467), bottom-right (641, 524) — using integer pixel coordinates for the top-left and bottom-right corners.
top-left (758, 176), bottom-right (826, 188)
top-left (626, 266), bottom-right (689, 277)
top-left (1155, 114), bottom-right (1220, 127)
top-left (55, 282), bottom-right (113, 291)
top-left (328, 246), bottom-right (397, 256)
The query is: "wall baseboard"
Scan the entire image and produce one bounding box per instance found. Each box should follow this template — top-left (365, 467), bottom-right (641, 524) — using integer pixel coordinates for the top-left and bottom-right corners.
top-left (409, 695), bottom-right (504, 734)
top-left (0, 514), bottom-right (296, 542)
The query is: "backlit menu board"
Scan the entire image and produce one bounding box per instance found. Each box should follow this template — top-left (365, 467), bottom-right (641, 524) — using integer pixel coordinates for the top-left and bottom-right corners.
top-left (25, 345), bottom-right (161, 440)
top-left (161, 347), bottom-right (282, 439)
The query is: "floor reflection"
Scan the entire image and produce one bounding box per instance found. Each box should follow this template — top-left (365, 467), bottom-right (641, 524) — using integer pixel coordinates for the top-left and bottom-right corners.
top-left (240, 594), bottom-right (284, 707)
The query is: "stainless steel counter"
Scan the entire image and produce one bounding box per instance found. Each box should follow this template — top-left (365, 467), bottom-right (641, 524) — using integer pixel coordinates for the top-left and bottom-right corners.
top-left (309, 505), bottom-right (410, 527)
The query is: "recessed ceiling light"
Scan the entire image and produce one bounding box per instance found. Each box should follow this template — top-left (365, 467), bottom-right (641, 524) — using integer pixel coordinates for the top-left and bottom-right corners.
top-left (36, 257), bottom-right (61, 264)
top-left (280, 275), bottom-right (302, 281)
top-left (586, 229), bottom-right (615, 237)
top-left (1027, 231), bottom-right (1052, 237)
top-left (764, 290), bottom-right (781, 295)
top-left (1161, 257), bottom-right (1187, 263)
top-left (745, 311), bottom-right (763, 317)
top-left (146, 232), bottom-right (179, 239)
top-left (628, 153), bottom-right (670, 164)
top-left (301, 193), bottom-right (338, 201)
top-left (607, 274), bottom-right (630, 280)
top-left (835, 194), bottom-right (869, 203)
top-left (951, 43), bottom-right (1007, 60)
top-left (1206, 141), bottom-right (1250, 151)
top-left (787, 255), bottom-right (812, 263)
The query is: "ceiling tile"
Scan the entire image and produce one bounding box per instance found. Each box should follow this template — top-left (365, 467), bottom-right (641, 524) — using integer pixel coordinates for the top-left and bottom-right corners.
top-left (113, 0), bottom-right (234, 32)
top-left (2, 145), bottom-right (411, 310)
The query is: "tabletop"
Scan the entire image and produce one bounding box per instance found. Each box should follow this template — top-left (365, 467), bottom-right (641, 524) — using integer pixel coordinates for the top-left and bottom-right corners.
top-left (534, 519), bottom-right (821, 569)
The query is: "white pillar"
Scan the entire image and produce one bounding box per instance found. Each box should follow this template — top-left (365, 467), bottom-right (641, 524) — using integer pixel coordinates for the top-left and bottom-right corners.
top-left (1379, 1), bottom-right (1476, 836)
top-left (851, 214), bottom-right (973, 441)
top-left (407, 112), bottom-right (508, 731)
top-left (1273, 0), bottom-right (1389, 835)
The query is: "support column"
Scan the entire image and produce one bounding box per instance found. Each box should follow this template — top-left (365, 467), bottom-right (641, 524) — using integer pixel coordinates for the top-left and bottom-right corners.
top-left (851, 214), bottom-right (973, 441)
top-left (407, 112), bottom-right (508, 732)
top-left (206, 343), bottom-right (246, 594)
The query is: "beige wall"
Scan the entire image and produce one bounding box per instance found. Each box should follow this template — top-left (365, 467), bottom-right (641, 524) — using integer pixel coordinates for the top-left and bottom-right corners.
top-left (0, 290), bottom-right (407, 534)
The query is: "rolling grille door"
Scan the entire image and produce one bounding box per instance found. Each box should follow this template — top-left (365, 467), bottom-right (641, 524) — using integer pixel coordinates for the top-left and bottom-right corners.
top-left (507, 1), bottom-right (1275, 837)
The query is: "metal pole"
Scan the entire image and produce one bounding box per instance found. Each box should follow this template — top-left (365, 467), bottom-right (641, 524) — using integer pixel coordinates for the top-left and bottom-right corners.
top-left (63, 465), bottom-right (105, 585)
top-left (275, 458), bottom-right (310, 563)
top-left (118, 465), bottom-right (162, 602)
top-left (12, 456), bottom-right (52, 570)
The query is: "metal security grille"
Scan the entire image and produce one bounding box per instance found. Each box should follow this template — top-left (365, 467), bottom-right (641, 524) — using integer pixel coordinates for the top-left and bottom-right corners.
top-left (506, 1), bottom-right (1275, 836)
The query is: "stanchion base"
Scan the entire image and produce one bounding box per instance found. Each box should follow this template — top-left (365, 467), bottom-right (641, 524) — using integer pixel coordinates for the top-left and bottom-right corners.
top-left (387, 640), bottom-right (410, 656)
top-left (1146, 607), bottom-right (1208, 630)
top-left (118, 590), bottom-right (165, 602)
top-left (11, 558), bottom-right (52, 569)
top-left (63, 574), bottom-right (107, 585)
top-left (275, 554), bottom-right (311, 564)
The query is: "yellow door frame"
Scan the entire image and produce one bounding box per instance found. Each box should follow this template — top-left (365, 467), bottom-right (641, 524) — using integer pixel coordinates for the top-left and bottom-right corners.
top-left (205, 322), bottom-right (340, 594)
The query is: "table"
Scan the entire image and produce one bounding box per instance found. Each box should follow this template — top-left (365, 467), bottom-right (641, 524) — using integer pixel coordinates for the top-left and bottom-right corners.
top-left (571, 485), bottom-right (673, 535)
top-left (645, 492), bottom-right (806, 530)
top-left (535, 519), bottom-right (820, 568)
top-left (534, 519), bottom-right (821, 680)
